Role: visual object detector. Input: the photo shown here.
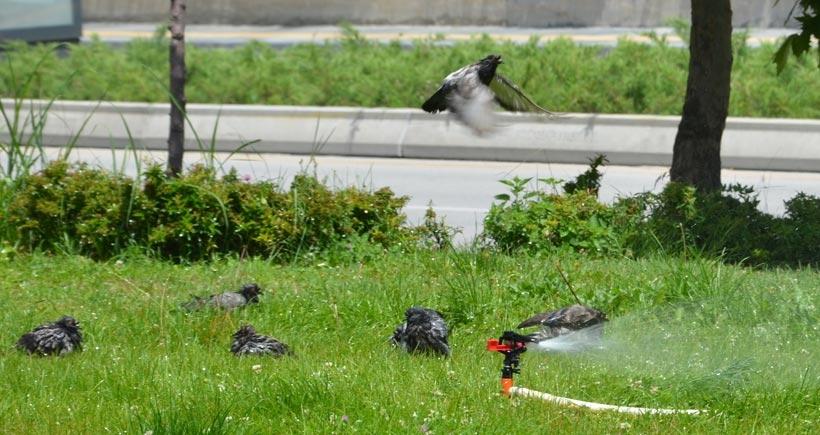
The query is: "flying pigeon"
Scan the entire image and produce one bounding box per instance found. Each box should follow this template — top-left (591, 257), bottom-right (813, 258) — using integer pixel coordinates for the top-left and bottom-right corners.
top-left (518, 304), bottom-right (607, 342)
top-left (389, 306), bottom-right (451, 357)
top-left (230, 325), bottom-right (292, 357)
top-left (16, 315), bottom-right (83, 356)
top-left (421, 54), bottom-right (557, 135)
top-left (184, 283), bottom-right (263, 310)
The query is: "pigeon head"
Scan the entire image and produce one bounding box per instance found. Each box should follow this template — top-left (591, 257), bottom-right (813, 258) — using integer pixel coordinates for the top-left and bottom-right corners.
top-left (240, 283), bottom-right (263, 303)
top-left (57, 316), bottom-right (80, 331)
top-left (476, 54), bottom-right (503, 84)
top-left (480, 54), bottom-right (503, 65)
top-left (233, 325), bottom-right (256, 339)
top-left (388, 323), bottom-right (407, 346)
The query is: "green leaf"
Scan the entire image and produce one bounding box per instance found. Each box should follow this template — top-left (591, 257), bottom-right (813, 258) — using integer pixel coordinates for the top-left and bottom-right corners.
top-left (773, 34), bottom-right (798, 74)
top-left (791, 31), bottom-right (812, 56)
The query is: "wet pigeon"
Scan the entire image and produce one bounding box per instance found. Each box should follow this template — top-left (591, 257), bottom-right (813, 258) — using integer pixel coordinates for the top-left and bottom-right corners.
top-left (230, 325), bottom-right (292, 357)
top-left (518, 304), bottom-right (607, 342)
top-left (421, 54), bottom-right (557, 135)
top-left (389, 306), bottom-right (451, 357)
top-left (184, 283), bottom-right (263, 310)
top-left (16, 315), bottom-right (83, 356)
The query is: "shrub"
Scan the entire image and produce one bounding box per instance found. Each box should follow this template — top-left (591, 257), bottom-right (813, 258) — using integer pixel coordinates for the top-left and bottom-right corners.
top-left (627, 183), bottom-right (783, 265)
top-left (481, 158), bottom-right (626, 257)
top-left (481, 159), bottom-right (820, 267)
top-left (8, 160), bottom-right (142, 258)
top-left (775, 193), bottom-right (820, 264)
top-left (5, 160), bottom-right (440, 263)
top-left (7, 158), bottom-right (820, 267)
top-left (140, 164), bottom-right (233, 261)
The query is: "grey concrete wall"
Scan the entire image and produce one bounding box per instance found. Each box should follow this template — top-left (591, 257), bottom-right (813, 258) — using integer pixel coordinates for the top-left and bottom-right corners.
top-left (82, 0), bottom-right (799, 28)
top-left (6, 99), bottom-right (820, 172)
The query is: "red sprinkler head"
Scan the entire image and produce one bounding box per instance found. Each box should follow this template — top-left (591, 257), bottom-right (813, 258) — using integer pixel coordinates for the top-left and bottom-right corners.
top-left (487, 331), bottom-right (533, 397)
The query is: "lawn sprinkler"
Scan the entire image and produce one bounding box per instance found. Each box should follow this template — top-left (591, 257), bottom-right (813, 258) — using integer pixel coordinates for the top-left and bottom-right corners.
top-left (486, 329), bottom-right (705, 415)
top-left (486, 330), bottom-right (532, 397)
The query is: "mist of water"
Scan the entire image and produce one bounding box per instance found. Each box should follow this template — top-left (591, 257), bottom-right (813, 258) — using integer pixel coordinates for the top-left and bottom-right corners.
top-left (522, 304), bottom-right (820, 393)
top-left (527, 323), bottom-right (607, 353)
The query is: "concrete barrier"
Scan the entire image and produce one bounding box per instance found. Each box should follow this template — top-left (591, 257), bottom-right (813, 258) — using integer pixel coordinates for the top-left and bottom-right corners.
top-left (2, 99), bottom-right (819, 172)
top-left (82, 0), bottom-right (799, 28)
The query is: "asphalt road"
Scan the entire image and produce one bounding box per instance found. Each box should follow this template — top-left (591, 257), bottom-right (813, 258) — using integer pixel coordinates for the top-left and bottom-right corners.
top-left (57, 148), bottom-right (820, 245)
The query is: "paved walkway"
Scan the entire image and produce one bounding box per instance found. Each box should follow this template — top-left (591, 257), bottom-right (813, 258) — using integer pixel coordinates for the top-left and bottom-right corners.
top-left (82, 23), bottom-right (796, 48)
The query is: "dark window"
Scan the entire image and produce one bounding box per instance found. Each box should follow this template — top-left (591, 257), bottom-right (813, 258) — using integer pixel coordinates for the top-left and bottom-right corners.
top-left (0, 0), bottom-right (82, 43)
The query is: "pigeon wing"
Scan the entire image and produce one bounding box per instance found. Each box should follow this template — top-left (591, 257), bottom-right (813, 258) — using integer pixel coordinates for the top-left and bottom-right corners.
top-left (517, 305), bottom-right (581, 329)
top-left (212, 292), bottom-right (246, 309)
top-left (421, 62), bottom-right (479, 114)
top-left (490, 73), bottom-right (558, 116)
top-left (422, 83), bottom-right (453, 113)
top-left (28, 328), bottom-right (71, 355)
top-left (517, 309), bottom-right (560, 329)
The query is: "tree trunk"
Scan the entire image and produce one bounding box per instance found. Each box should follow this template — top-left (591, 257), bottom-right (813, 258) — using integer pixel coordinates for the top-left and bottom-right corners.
top-left (167, 0), bottom-right (186, 177)
top-left (670, 0), bottom-right (733, 193)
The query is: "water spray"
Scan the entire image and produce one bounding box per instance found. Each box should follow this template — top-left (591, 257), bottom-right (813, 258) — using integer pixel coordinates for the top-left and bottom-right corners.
top-left (486, 329), bottom-right (706, 415)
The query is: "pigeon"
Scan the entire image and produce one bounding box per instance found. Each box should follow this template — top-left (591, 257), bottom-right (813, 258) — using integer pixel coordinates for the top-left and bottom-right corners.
top-left (184, 283), bottom-right (263, 310)
top-left (421, 54), bottom-right (557, 135)
top-left (389, 306), bottom-right (451, 357)
top-left (230, 325), bottom-right (292, 357)
top-left (16, 315), bottom-right (83, 356)
top-left (517, 304), bottom-right (607, 342)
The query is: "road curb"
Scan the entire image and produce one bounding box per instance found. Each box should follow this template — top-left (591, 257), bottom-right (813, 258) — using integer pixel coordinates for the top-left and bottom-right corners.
top-left (3, 98), bottom-right (819, 172)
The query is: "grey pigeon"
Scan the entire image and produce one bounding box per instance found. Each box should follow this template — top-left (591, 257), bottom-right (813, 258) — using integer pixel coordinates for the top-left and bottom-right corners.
top-left (389, 306), bottom-right (451, 357)
top-left (230, 325), bottom-right (292, 357)
top-left (17, 315), bottom-right (83, 356)
top-left (518, 304), bottom-right (607, 342)
top-left (184, 283), bottom-right (262, 310)
top-left (422, 54), bottom-right (557, 135)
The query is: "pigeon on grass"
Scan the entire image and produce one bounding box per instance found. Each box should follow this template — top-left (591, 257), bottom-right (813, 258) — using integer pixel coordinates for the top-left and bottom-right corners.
top-left (421, 54), bottom-right (558, 135)
top-left (184, 283), bottom-right (263, 310)
top-left (17, 315), bottom-right (83, 356)
top-left (389, 306), bottom-right (451, 357)
top-left (230, 325), bottom-right (292, 357)
top-left (518, 304), bottom-right (607, 343)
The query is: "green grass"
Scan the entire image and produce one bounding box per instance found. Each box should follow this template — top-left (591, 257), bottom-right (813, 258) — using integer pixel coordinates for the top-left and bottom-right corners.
top-left (2, 30), bottom-right (820, 432)
top-left (2, 29), bottom-right (820, 119)
top-left (1, 252), bottom-right (819, 434)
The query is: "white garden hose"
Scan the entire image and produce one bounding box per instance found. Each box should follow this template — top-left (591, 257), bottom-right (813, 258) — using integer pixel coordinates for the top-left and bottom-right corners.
top-left (509, 386), bottom-right (705, 415)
